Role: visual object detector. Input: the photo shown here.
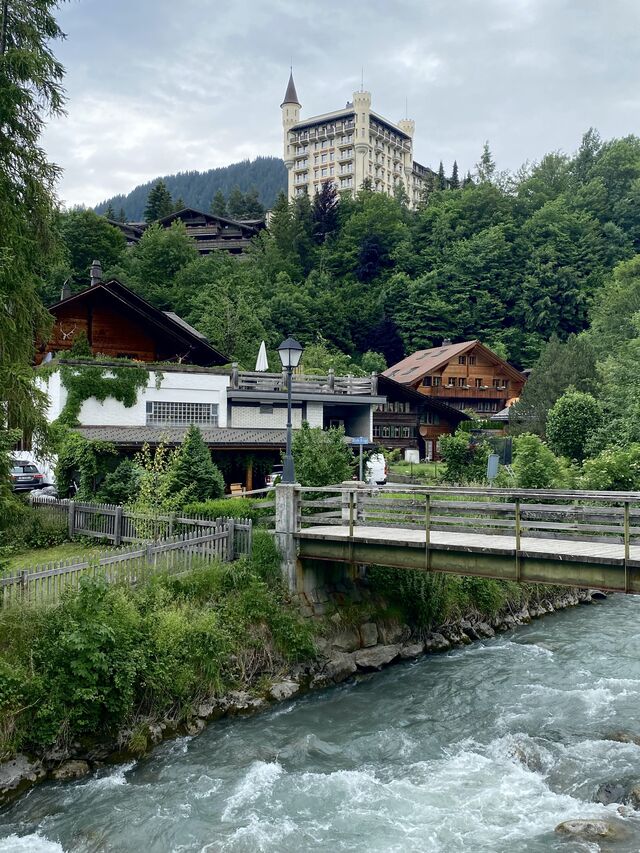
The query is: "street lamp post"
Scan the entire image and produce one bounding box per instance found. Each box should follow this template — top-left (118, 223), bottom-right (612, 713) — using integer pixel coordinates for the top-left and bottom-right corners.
top-left (277, 336), bottom-right (303, 483)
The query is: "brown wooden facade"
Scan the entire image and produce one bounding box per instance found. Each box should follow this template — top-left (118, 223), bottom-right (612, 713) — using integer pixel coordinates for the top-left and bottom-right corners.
top-left (40, 278), bottom-right (228, 366)
top-left (384, 340), bottom-right (526, 417)
top-left (374, 376), bottom-right (468, 460)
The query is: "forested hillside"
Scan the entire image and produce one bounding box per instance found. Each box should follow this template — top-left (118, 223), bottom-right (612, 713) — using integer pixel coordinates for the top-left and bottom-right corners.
top-left (52, 130), bottom-right (640, 382)
top-left (94, 156), bottom-right (286, 220)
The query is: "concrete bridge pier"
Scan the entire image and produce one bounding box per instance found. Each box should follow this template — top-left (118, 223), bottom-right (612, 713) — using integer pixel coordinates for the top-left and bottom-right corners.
top-left (275, 483), bottom-right (300, 592)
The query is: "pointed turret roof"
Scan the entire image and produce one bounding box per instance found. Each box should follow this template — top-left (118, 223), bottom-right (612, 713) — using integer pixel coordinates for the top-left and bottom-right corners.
top-left (281, 71), bottom-right (301, 108)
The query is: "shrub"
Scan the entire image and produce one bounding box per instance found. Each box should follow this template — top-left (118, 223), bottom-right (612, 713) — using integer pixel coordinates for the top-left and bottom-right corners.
top-left (579, 444), bottom-right (640, 490)
top-left (183, 496), bottom-right (268, 523)
top-left (545, 390), bottom-right (602, 461)
top-left (511, 433), bottom-right (573, 489)
top-left (439, 430), bottom-right (490, 484)
top-left (166, 425), bottom-right (225, 503)
top-left (291, 422), bottom-right (354, 487)
top-left (95, 458), bottom-right (142, 505)
top-left (0, 501), bottom-right (68, 552)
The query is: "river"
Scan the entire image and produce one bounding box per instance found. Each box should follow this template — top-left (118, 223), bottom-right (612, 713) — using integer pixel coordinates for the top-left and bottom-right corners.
top-left (2, 595), bottom-right (640, 852)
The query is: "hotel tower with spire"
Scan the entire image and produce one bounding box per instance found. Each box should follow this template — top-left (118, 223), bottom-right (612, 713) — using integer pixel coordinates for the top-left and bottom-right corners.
top-left (280, 71), bottom-right (435, 208)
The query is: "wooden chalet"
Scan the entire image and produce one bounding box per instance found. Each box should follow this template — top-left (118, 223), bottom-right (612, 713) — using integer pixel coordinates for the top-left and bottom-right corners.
top-left (384, 339), bottom-right (526, 418)
top-left (374, 375), bottom-right (468, 460)
top-left (109, 207), bottom-right (264, 256)
top-left (40, 263), bottom-right (228, 366)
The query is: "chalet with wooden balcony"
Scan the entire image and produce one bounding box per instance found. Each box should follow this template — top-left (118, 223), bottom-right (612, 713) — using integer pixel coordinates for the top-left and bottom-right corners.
top-left (374, 375), bottom-right (469, 461)
top-left (109, 207), bottom-right (264, 256)
top-left (383, 340), bottom-right (526, 417)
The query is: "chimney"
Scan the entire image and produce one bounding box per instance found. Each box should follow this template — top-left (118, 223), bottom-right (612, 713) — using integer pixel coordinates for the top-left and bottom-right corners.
top-left (90, 259), bottom-right (102, 287)
top-left (442, 337), bottom-right (452, 347)
top-left (60, 278), bottom-right (72, 301)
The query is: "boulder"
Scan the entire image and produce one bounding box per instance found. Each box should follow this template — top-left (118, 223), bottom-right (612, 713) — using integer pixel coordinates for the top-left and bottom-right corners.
top-left (321, 652), bottom-right (357, 684)
top-left (555, 819), bottom-right (625, 841)
top-left (197, 702), bottom-right (215, 720)
top-left (625, 784), bottom-right (640, 810)
top-left (424, 633), bottom-right (451, 653)
top-left (0, 755), bottom-right (46, 804)
top-left (399, 642), bottom-right (424, 660)
top-left (331, 628), bottom-right (361, 653)
top-left (605, 731), bottom-right (640, 747)
top-left (514, 609), bottom-right (531, 624)
top-left (355, 644), bottom-right (401, 671)
top-left (148, 724), bottom-right (164, 745)
top-left (474, 622), bottom-right (495, 638)
top-left (52, 760), bottom-right (90, 782)
top-left (359, 622), bottom-right (378, 648)
top-left (378, 622), bottom-right (409, 645)
top-left (185, 718), bottom-right (206, 736)
top-left (269, 679), bottom-right (300, 702)
top-left (595, 782), bottom-right (628, 806)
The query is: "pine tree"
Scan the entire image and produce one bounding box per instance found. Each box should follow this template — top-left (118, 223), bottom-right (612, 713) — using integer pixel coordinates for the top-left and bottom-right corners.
top-left (476, 141), bottom-right (496, 183)
top-left (104, 203), bottom-right (116, 219)
top-left (167, 425), bottom-right (225, 502)
top-left (449, 160), bottom-right (460, 189)
top-left (144, 179), bottom-right (174, 222)
top-left (462, 170), bottom-right (474, 188)
top-left (312, 181), bottom-right (339, 244)
top-left (437, 161), bottom-right (447, 190)
top-left (227, 186), bottom-right (245, 219)
top-left (210, 189), bottom-right (227, 217)
top-left (0, 0), bottom-right (64, 465)
top-left (117, 206), bottom-right (127, 222)
top-left (242, 187), bottom-right (265, 218)
top-left (173, 196), bottom-right (186, 212)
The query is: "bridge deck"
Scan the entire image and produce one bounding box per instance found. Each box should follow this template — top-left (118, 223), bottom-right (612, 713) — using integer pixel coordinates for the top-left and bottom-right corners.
top-left (299, 525), bottom-right (640, 564)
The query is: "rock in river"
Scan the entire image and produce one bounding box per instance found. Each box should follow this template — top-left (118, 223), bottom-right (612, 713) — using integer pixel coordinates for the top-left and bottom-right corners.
top-left (555, 818), bottom-right (626, 841)
top-left (52, 760), bottom-right (90, 781)
top-left (355, 644), bottom-right (400, 671)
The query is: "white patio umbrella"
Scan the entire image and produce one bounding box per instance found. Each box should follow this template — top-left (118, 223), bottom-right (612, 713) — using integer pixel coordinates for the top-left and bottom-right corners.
top-left (255, 340), bottom-right (269, 372)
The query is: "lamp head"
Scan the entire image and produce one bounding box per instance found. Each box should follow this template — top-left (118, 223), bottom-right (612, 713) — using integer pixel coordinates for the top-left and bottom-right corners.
top-left (277, 336), bottom-right (303, 369)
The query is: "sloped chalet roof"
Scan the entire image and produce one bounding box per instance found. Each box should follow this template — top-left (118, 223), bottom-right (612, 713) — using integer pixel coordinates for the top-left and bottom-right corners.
top-left (48, 278), bottom-right (229, 366)
top-left (156, 207), bottom-right (260, 236)
top-left (383, 340), bottom-right (526, 386)
top-left (376, 375), bottom-right (469, 422)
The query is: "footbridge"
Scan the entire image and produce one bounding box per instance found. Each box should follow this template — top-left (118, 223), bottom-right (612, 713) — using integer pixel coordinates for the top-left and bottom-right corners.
top-left (270, 483), bottom-right (640, 594)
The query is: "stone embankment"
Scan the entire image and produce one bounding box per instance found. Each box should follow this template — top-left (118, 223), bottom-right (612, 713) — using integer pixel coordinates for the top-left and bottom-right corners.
top-left (0, 585), bottom-right (603, 807)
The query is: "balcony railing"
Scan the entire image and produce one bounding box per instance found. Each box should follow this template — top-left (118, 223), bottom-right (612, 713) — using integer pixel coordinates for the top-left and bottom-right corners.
top-left (420, 385), bottom-right (508, 400)
top-left (230, 366), bottom-right (378, 396)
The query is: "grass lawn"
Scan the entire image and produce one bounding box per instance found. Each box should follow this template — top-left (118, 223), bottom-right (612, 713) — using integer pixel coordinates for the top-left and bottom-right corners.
top-left (389, 461), bottom-right (443, 483)
top-left (7, 541), bottom-right (114, 571)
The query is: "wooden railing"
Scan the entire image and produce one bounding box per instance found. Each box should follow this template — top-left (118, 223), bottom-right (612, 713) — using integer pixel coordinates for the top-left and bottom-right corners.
top-left (229, 365), bottom-right (378, 396)
top-left (291, 485), bottom-right (640, 547)
top-left (1, 524), bottom-right (245, 607)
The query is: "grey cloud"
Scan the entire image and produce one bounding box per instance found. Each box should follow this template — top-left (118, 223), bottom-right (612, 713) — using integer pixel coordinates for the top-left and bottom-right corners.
top-left (43, 0), bottom-right (640, 206)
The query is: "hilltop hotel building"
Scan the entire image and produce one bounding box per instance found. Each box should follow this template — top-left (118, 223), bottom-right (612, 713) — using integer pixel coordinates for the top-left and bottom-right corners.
top-left (281, 72), bottom-right (435, 208)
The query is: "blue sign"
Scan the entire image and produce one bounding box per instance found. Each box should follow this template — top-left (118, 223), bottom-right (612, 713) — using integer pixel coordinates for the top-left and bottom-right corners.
top-left (351, 436), bottom-right (369, 445)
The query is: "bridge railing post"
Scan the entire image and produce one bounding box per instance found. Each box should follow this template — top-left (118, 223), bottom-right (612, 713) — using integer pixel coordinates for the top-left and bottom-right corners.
top-left (275, 482), bottom-right (301, 592)
top-left (624, 500), bottom-right (630, 593)
top-left (514, 497), bottom-right (521, 582)
top-left (425, 493), bottom-right (431, 571)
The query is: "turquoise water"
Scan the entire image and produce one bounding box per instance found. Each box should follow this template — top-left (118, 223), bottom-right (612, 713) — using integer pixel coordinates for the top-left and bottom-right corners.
top-left (2, 596), bottom-right (640, 851)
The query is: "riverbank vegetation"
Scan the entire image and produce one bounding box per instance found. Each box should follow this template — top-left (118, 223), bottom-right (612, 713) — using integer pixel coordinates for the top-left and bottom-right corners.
top-left (0, 532), bottom-right (314, 761)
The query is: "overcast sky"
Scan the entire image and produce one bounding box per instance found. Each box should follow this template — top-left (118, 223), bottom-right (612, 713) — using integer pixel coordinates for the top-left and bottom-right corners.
top-left (43, 0), bottom-right (640, 208)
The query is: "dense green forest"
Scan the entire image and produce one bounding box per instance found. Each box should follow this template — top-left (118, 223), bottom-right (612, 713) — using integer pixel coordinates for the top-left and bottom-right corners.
top-left (55, 129), bottom-right (640, 375)
top-left (94, 156), bottom-right (287, 220)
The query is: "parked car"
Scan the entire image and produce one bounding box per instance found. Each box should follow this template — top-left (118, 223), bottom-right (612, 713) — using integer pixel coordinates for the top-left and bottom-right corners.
top-left (265, 464), bottom-right (283, 489)
top-left (365, 452), bottom-right (387, 486)
top-left (10, 460), bottom-right (47, 492)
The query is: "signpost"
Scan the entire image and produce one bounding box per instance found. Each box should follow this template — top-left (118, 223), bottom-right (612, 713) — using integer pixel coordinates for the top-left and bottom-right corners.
top-left (352, 436), bottom-right (369, 482)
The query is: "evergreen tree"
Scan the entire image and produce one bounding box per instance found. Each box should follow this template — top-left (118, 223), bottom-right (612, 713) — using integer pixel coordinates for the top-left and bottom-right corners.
top-left (144, 179), bottom-right (174, 222)
top-left (117, 206), bottom-right (127, 222)
top-left (449, 160), bottom-right (460, 189)
top-left (242, 187), bottom-right (265, 218)
top-left (437, 160), bottom-right (447, 190)
top-left (0, 0), bottom-right (65, 471)
top-left (476, 142), bottom-right (496, 183)
top-left (462, 170), bottom-right (474, 188)
top-left (227, 186), bottom-right (245, 219)
top-left (210, 189), bottom-right (227, 217)
top-left (104, 203), bottom-right (116, 220)
top-left (167, 425), bottom-right (225, 502)
top-left (173, 196), bottom-right (186, 212)
top-left (312, 181), bottom-right (339, 244)
top-left (59, 209), bottom-right (127, 288)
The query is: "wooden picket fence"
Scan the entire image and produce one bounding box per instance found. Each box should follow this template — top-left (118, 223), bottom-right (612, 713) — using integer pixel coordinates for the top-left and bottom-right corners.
top-left (30, 495), bottom-right (252, 547)
top-left (1, 521), bottom-right (252, 607)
